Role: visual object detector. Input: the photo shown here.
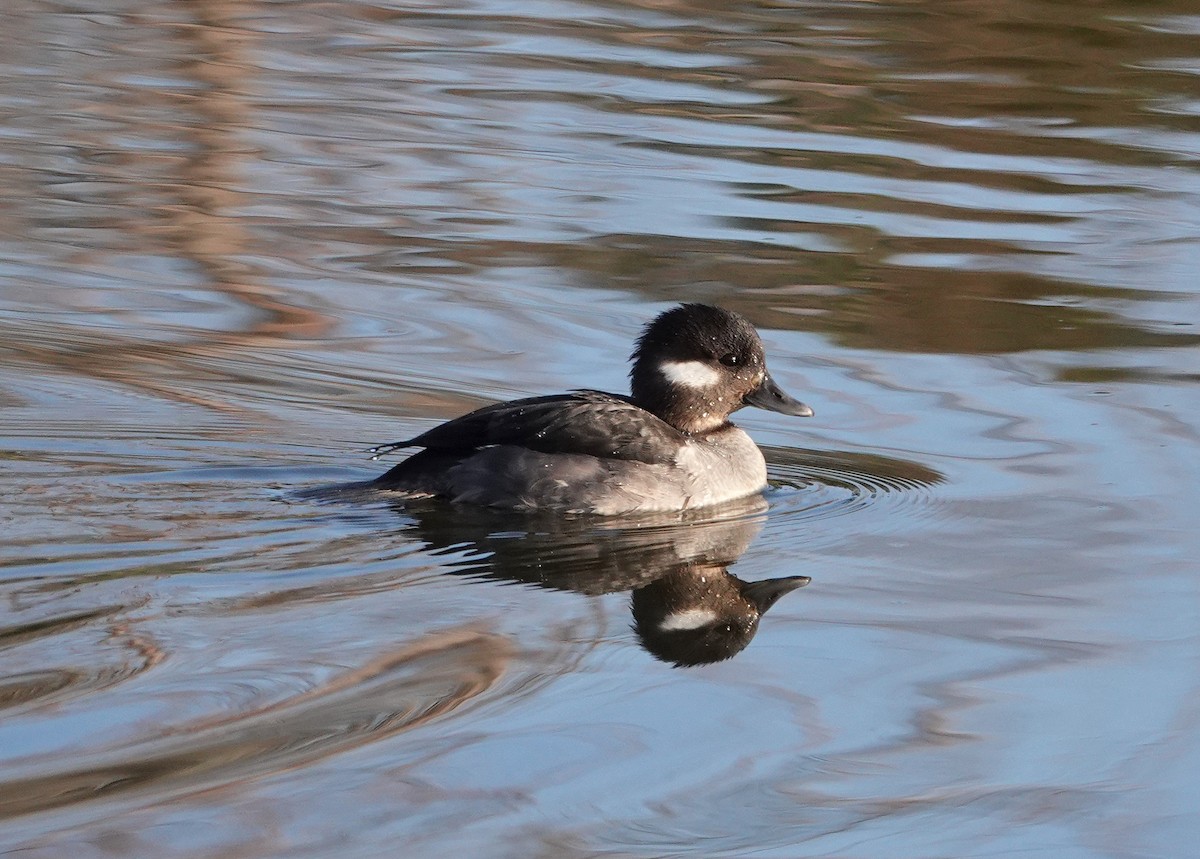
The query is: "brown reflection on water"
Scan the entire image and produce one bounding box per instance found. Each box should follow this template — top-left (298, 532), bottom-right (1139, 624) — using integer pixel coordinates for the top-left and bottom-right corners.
top-left (169, 0), bottom-right (329, 342)
top-left (613, 0), bottom-right (1199, 162)
top-left (869, 0), bottom-right (1199, 162)
top-left (0, 627), bottom-right (511, 821)
top-left (499, 0), bottom-right (1199, 357)
top-left (0, 0), bottom-right (1193, 403)
top-left (2, 0), bottom-right (332, 412)
top-left (775, 266), bottom-right (1200, 355)
top-left (539, 238), bottom-right (1200, 355)
top-left (0, 605), bottom-right (158, 715)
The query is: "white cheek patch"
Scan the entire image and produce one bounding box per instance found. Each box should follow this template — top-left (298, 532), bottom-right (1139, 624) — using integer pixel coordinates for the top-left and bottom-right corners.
top-left (659, 607), bottom-right (719, 632)
top-left (660, 360), bottom-right (722, 389)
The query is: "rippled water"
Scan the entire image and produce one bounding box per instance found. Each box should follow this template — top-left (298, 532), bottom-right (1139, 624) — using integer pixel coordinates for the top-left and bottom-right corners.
top-left (2, 0), bottom-right (1198, 856)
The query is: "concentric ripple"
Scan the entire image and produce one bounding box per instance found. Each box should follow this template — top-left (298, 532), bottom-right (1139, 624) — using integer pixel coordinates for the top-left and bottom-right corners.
top-left (763, 446), bottom-right (945, 540)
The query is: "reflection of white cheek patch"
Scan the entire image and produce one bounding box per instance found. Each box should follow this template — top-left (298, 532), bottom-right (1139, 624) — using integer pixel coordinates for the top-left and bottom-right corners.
top-left (659, 608), bottom-right (719, 631)
top-left (660, 360), bottom-right (721, 389)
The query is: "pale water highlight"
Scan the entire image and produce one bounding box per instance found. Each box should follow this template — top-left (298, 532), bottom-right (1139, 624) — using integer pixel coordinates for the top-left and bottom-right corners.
top-left (1, 1), bottom-right (1198, 857)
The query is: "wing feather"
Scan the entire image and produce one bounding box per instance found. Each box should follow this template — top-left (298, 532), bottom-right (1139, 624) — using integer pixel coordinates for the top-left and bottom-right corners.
top-left (375, 390), bottom-right (683, 465)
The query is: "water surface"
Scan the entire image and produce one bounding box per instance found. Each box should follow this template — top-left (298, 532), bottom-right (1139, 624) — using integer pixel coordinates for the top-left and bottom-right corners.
top-left (1, 0), bottom-right (1198, 856)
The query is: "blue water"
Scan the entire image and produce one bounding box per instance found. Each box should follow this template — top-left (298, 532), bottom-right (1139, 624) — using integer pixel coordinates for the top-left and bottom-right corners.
top-left (1, 1), bottom-right (1198, 856)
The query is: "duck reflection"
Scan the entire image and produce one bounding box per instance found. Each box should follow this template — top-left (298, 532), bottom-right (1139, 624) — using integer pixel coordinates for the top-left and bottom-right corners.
top-left (385, 495), bottom-right (809, 667)
top-left (631, 566), bottom-right (808, 667)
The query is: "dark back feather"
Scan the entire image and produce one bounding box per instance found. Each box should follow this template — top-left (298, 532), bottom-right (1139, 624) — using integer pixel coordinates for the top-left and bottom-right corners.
top-left (392, 390), bottom-right (685, 465)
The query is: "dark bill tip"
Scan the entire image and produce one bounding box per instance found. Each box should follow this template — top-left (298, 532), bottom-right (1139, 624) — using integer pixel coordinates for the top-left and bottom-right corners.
top-left (743, 372), bottom-right (814, 417)
top-left (741, 576), bottom-right (812, 613)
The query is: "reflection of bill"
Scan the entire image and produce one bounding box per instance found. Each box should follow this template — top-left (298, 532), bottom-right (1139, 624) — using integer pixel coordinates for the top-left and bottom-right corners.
top-left (380, 493), bottom-right (811, 667)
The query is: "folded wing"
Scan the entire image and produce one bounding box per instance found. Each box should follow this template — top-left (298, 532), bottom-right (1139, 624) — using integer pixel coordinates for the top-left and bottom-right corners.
top-left (374, 390), bottom-right (684, 465)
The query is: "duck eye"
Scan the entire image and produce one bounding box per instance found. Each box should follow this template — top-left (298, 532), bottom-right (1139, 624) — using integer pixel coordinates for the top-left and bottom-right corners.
top-left (718, 352), bottom-right (740, 367)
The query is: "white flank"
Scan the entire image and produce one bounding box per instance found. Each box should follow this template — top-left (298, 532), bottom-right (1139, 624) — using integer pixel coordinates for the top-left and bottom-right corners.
top-left (658, 608), bottom-right (719, 632)
top-left (660, 360), bottom-right (721, 389)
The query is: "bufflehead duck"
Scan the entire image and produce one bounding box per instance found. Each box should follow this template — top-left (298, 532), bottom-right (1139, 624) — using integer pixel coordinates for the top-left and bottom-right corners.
top-left (372, 303), bottom-right (814, 514)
